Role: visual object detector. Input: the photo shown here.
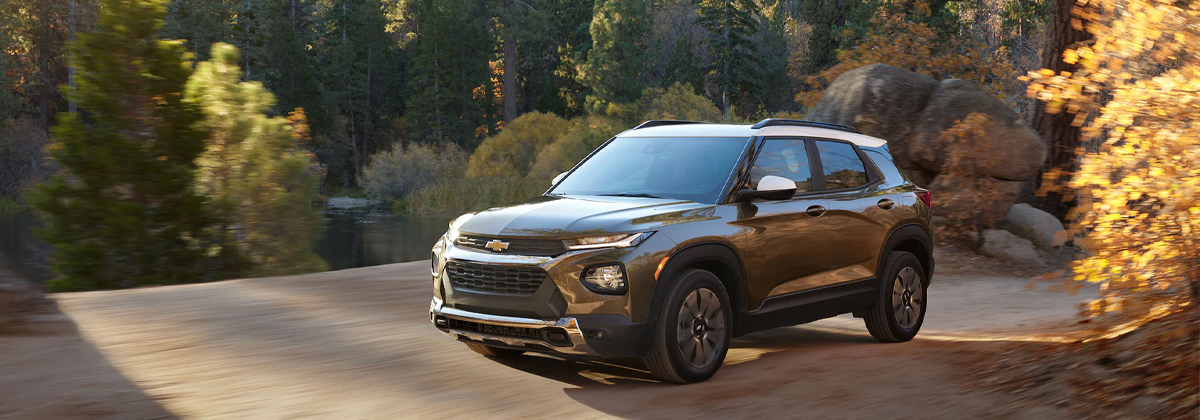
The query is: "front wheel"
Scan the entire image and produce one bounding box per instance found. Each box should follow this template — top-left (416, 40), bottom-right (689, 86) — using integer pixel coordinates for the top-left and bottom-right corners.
top-left (644, 269), bottom-right (732, 384)
top-left (863, 251), bottom-right (927, 342)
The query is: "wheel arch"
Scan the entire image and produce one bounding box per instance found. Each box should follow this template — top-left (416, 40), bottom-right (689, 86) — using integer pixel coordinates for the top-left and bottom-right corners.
top-left (647, 242), bottom-right (747, 326)
top-left (878, 224), bottom-right (934, 284)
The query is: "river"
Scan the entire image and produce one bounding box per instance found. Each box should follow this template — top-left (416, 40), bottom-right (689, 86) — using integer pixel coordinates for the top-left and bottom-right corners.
top-left (0, 208), bottom-right (451, 284)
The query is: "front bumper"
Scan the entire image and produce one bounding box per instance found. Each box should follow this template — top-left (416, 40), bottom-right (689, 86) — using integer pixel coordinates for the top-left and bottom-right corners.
top-left (429, 296), bottom-right (599, 356)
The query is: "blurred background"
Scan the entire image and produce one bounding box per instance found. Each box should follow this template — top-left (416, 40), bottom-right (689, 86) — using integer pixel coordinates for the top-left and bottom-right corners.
top-left (0, 0), bottom-right (1195, 418)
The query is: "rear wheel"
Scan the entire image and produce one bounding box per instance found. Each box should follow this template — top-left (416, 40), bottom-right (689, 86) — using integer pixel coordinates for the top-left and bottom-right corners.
top-left (464, 342), bottom-right (525, 358)
top-left (644, 269), bottom-right (731, 384)
top-left (864, 251), bottom-right (927, 342)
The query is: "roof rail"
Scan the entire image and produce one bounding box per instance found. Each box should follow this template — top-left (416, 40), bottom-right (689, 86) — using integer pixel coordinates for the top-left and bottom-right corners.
top-left (632, 120), bottom-right (707, 130)
top-left (751, 118), bottom-right (861, 134)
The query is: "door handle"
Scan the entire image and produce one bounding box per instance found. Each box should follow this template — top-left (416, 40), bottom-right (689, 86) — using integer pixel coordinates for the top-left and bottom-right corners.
top-left (806, 205), bottom-right (826, 217)
top-left (877, 199), bottom-right (895, 210)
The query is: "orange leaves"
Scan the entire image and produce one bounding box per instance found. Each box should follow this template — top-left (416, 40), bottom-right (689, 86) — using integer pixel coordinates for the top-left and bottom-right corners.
top-left (1029, 0), bottom-right (1200, 324)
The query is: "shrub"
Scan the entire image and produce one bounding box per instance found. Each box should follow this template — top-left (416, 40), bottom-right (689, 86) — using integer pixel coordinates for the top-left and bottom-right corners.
top-left (465, 112), bottom-right (572, 178)
top-left (637, 83), bottom-right (723, 123)
top-left (527, 116), bottom-right (625, 181)
top-left (362, 142), bottom-right (467, 200)
top-left (407, 176), bottom-right (547, 216)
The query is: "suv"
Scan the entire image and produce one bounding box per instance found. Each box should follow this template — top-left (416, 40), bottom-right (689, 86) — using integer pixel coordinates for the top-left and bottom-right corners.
top-left (429, 119), bottom-right (934, 383)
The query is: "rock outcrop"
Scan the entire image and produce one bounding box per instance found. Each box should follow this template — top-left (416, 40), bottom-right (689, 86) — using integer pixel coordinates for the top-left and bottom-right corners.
top-left (809, 64), bottom-right (1048, 226)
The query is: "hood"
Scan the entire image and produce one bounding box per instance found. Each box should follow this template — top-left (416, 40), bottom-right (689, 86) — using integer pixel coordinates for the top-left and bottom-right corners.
top-left (456, 195), bottom-right (718, 238)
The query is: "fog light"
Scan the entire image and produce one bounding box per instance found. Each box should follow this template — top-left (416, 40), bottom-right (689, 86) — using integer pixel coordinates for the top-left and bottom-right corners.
top-left (581, 264), bottom-right (627, 294)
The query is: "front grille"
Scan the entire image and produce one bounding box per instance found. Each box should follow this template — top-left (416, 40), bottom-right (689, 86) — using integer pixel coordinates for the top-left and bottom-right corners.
top-left (446, 261), bottom-right (547, 295)
top-left (455, 235), bottom-right (566, 256)
top-left (446, 318), bottom-right (542, 340)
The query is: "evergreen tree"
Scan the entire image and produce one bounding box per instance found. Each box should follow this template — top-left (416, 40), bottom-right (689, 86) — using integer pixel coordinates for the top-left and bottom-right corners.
top-left (663, 37), bottom-right (705, 94)
top-left (185, 43), bottom-right (327, 277)
top-left (32, 0), bottom-right (211, 291)
top-left (798, 0), bottom-right (876, 73)
top-left (163, 0), bottom-right (238, 62)
top-left (530, 0), bottom-right (595, 118)
top-left (758, 1), bottom-right (792, 112)
top-left (581, 0), bottom-right (653, 116)
top-left (694, 0), bottom-right (761, 118)
top-left (405, 0), bottom-right (495, 148)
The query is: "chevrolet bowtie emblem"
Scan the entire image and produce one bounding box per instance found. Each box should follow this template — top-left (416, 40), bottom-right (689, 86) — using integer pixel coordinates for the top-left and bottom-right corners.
top-left (484, 240), bottom-right (510, 252)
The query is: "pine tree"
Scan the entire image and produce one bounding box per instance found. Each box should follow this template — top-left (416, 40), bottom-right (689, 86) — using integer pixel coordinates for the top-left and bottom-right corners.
top-left (798, 0), bottom-right (876, 74)
top-left (185, 43), bottom-right (327, 277)
top-left (581, 0), bottom-right (653, 116)
top-left (694, 0), bottom-right (761, 118)
top-left (758, 1), bottom-right (792, 112)
top-left (663, 37), bottom-right (705, 94)
top-left (32, 0), bottom-right (211, 291)
top-left (405, 0), bottom-right (495, 148)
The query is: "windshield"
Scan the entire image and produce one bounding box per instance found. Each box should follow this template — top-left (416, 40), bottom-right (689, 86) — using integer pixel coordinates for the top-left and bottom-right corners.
top-left (549, 136), bottom-right (751, 203)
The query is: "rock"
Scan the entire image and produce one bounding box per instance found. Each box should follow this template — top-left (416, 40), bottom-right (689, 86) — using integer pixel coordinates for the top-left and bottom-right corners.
top-left (975, 229), bottom-right (1045, 267)
top-left (907, 79), bottom-right (1047, 181)
top-left (928, 174), bottom-right (1023, 227)
top-left (999, 204), bottom-right (1065, 250)
top-left (807, 64), bottom-right (939, 169)
top-left (324, 196), bottom-right (381, 209)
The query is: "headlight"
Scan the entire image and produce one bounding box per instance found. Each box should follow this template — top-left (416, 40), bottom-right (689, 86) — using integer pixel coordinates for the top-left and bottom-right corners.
top-left (581, 264), bottom-right (627, 294)
top-left (562, 232), bottom-right (653, 250)
top-left (444, 214), bottom-right (471, 244)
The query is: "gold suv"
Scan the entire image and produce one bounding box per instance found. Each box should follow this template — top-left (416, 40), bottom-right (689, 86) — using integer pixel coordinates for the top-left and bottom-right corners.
top-left (430, 119), bottom-right (934, 383)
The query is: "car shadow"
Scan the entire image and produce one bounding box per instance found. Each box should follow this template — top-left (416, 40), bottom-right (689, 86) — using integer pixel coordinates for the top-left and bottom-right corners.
top-left (487, 324), bottom-right (879, 388)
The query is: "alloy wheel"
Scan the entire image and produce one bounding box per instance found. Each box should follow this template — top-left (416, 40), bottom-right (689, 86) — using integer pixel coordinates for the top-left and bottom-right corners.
top-left (675, 288), bottom-right (726, 369)
top-left (892, 267), bottom-right (923, 330)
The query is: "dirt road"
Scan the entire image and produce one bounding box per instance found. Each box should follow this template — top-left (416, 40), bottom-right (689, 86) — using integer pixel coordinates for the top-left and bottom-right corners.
top-left (33, 258), bottom-right (1095, 419)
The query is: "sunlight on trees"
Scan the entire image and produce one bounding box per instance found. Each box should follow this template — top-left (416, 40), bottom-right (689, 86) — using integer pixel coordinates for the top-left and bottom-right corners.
top-left (185, 43), bottom-right (327, 278)
top-left (32, 0), bottom-right (210, 291)
top-left (1025, 0), bottom-right (1199, 320)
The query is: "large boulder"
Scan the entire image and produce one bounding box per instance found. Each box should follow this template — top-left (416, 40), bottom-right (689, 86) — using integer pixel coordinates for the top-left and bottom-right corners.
top-left (807, 64), bottom-right (939, 169)
top-left (907, 79), bottom-right (1046, 181)
top-left (975, 229), bottom-right (1045, 268)
top-left (809, 65), bottom-right (1048, 227)
top-left (999, 203), bottom-right (1065, 250)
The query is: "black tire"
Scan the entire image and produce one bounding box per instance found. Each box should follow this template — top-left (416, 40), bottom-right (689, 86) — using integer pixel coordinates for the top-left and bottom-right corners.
top-left (644, 269), bottom-right (732, 384)
top-left (464, 342), bottom-right (525, 358)
top-left (864, 251), bottom-right (927, 342)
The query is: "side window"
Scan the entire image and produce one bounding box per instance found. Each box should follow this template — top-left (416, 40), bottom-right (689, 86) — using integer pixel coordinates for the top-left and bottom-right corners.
top-left (815, 141), bottom-right (869, 190)
top-left (748, 139), bottom-right (813, 193)
top-left (863, 149), bottom-right (908, 186)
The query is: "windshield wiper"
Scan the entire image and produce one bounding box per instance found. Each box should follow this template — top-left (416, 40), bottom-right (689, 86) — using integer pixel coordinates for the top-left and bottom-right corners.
top-left (598, 192), bottom-right (666, 199)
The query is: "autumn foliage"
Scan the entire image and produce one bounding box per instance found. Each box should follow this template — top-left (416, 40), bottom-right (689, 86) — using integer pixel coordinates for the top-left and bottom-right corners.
top-left (1026, 0), bottom-right (1199, 320)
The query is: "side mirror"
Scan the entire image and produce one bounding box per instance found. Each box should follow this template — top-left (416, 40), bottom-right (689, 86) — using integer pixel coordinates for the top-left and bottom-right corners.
top-left (737, 175), bottom-right (797, 202)
top-left (551, 171), bottom-right (569, 186)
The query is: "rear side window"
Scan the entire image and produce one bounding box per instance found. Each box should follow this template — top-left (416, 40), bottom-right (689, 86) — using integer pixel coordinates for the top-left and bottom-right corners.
top-left (863, 149), bottom-right (908, 186)
top-left (749, 139), bottom-right (813, 192)
top-left (815, 141), bottom-right (868, 190)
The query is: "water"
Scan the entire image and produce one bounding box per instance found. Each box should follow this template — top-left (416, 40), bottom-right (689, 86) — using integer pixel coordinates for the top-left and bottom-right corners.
top-left (0, 208), bottom-right (451, 283)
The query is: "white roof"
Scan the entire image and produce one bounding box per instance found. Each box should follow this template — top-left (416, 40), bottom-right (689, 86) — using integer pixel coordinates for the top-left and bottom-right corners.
top-left (616, 123), bottom-right (888, 148)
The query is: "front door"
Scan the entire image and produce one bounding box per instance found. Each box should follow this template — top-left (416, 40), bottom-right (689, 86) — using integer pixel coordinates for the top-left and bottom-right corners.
top-left (731, 138), bottom-right (832, 310)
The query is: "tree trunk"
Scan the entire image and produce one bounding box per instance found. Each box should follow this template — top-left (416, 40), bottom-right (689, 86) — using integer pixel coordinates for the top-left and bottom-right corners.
top-left (1031, 0), bottom-right (1093, 220)
top-left (721, 0), bottom-right (731, 119)
top-left (502, 22), bottom-right (518, 124)
top-left (68, 0), bottom-right (76, 114)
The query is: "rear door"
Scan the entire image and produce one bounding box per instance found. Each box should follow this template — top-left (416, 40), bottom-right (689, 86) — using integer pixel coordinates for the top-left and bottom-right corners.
top-left (812, 140), bottom-right (897, 286)
top-left (730, 138), bottom-right (832, 309)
